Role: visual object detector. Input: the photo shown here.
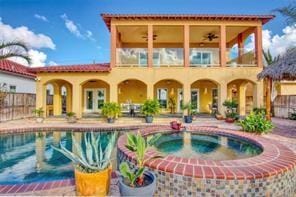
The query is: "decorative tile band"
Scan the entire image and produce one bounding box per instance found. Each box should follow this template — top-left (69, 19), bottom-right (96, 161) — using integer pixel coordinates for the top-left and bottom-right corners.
top-left (117, 126), bottom-right (296, 196)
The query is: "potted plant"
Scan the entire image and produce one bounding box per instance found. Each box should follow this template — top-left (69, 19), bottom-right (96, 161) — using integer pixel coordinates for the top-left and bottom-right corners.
top-left (223, 100), bottom-right (239, 123)
top-left (119, 132), bottom-right (161, 196)
top-left (182, 102), bottom-right (193, 123)
top-left (141, 99), bottom-right (160, 123)
top-left (66, 112), bottom-right (77, 123)
top-left (101, 102), bottom-right (121, 123)
top-left (239, 111), bottom-right (273, 134)
top-left (32, 107), bottom-right (44, 123)
top-left (52, 132), bottom-right (117, 196)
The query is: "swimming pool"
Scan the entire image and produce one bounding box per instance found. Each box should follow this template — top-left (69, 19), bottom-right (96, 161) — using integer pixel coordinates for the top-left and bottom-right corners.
top-left (0, 131), bottom-right (118, 184)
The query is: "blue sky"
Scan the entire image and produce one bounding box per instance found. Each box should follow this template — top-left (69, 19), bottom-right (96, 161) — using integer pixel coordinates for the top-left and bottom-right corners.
top-left (0, 0), bottom-right (294, 66)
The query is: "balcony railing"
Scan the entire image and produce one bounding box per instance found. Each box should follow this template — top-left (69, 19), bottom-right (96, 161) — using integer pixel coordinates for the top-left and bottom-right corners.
top-left (190, 48), bottom-right (220, 67)
top-left (116, 48), bottom-right (148, 67)
top-left (226, 48), bottom-right (256, 67)
top-left (153, 48), bottom-right (184, 67)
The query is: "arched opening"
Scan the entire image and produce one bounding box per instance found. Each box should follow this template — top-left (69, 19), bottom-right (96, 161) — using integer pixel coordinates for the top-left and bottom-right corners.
top-left (190, 79), bottom-right (219, 114)
top-left (81, 79), bottom-right (109, 115)
top-left (154, 79), bottom-right (183, 113)
top-left (44, 79), bottom-right (72, 117)
top-left (118, 79), bottom-right (147, 115)
top-left (227, 79), bottom-right (255, 116)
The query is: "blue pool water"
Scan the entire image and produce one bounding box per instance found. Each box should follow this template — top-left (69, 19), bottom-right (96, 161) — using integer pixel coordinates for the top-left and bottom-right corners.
top-left (0, 131), bottom-right (117, 184)
top-left (154, 132), bottom-right (262, 160)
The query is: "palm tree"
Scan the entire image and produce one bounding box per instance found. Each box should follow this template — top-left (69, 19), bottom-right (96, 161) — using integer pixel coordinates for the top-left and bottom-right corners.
top-left (0, 41), bottom-right (31, 64)
top-left (274, 2), bottom-right (296, 25)
top-left (263, 49), bottom-right (280, 66)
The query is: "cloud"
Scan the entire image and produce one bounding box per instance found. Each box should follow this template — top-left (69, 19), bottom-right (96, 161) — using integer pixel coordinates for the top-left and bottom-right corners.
top-left (34, 14), bottom-right (48, 22)
top-left (0, 18), bottom-right (55, 67)
top-left (61, 14), bottom-right (83, 38)
top-left (0, 20), bottom-right (55, 50)
top-left (48, 61), bottom-right (58, 66)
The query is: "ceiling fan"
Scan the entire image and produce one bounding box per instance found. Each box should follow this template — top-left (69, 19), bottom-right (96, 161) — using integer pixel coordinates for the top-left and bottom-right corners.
top-left (203, 32), bottom-right (219, 41)
top-left (142, 33), bottom-right (157, 41)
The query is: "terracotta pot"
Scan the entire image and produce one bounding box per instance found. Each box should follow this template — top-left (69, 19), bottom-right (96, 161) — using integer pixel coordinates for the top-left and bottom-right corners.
top-left (67, 116), bottom-right (77, 123)
top-left (225, 118), bottom-right (235, 123)
top-left (36, 117), bottom-right (44, 123)
top-left (74, 165), bottom-right (112, 196)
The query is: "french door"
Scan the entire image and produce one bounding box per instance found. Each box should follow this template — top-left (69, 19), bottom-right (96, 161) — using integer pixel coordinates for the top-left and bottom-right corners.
top-left (191, 89), bottom-right (200, 113)
top-left (84, 88), bottom-right (106, 113)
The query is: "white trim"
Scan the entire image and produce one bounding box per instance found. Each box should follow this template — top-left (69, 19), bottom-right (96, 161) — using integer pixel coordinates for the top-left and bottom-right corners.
top-left (84, 88), bottom-right (106, 113)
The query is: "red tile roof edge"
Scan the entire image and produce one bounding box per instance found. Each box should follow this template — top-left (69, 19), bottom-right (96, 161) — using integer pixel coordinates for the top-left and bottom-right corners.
top-left (29, 63), bottom-right (111, 73)
top-left (101, 13), bottom-right (275, 30)
top-left (0, 59), bottom-right (36, 79)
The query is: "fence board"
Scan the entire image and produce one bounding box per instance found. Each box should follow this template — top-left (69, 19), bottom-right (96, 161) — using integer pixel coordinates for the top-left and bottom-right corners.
top-left (273, 95), bottom-right (296, 118)
top-left (0, 93), bottom-right (36, 122)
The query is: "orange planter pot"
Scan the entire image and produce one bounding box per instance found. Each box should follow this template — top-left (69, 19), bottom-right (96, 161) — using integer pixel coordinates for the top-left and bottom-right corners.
top-left (74, 165), bottom-right (112, 196)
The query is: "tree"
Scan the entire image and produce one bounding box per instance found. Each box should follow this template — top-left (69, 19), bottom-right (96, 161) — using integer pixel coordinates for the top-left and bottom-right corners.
top-left (0, 41), bottom-right (31, 64)
top-left (0, 83), bottom-right (7, 109)
top-left (274, 2), bottom-right (296, 25)
top-left (263, 49), bottom-right (280, 66)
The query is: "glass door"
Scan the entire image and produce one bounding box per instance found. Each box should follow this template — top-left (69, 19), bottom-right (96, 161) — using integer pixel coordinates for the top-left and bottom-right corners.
top-left (177, 89), bottom-right (183, 112)
top-left (97, 89), bottom-right (105, 110)
top-left (85, 90), bottom-right (94, 112)
top-left (191, 89), bottom-right (200, 113)
top-left (157, 88), bottom-right (168, 109)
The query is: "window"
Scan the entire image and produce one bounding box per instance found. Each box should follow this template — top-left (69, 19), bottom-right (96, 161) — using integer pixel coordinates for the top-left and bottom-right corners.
top-left (212, 89), bottom-right (218, 108)
top-left (97, 89), bottom-right (105, 109)
top-left (190, 51), bottom-right (212, 65)
top-left (9, 85), bottom-right (16, 93)
top-left (157, 88), bottom-right (168, 108)
top-left (139, 51), bottom-right (147, 66)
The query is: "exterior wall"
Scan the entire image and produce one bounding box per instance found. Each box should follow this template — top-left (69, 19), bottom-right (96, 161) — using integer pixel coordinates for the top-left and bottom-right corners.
top-left (278, 81), bottom-right (296, 96)
top-left (36, 67), bottom-right (264, 118)
top-left (0, 72), bottom-right (36, 94)
top-left (118, 80), bottom-right (147, 104)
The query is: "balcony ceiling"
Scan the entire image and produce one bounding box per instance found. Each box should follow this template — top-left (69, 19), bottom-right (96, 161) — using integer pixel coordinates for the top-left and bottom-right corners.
top-left (117, 25), bottom-right (252, 44)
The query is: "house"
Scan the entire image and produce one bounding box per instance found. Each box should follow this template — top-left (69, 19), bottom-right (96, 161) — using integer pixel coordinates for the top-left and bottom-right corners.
top-left (0, 59), bottom-right (36, 94)
top-left (31, 13), bottom-right (276, 118)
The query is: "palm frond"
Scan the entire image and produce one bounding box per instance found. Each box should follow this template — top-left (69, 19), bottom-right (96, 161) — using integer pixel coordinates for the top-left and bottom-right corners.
top-left (274, 2), bottom-right (296, 25)
top-left (0, 53), bottom-right (31, 64)
top-left (0, 41), bottom-right (29, 52)
top-left (0, 41), bottom-right (31, 64)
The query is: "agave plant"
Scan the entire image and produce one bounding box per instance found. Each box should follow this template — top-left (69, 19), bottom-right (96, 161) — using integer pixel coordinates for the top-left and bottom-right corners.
top-left (52, 132), bottom-right (117, 173)
top-left (119, 132), bottom-right (161, 187)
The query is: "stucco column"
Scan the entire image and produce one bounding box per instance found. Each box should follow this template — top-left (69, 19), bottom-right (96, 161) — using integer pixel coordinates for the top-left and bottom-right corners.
top-left (147, 24), bottom-right (153, 68)
top-left (265, 78), bottom-right (272, 120)
top-left (218, 83), bottom-right (227, 116)
top-left (184, 24), bottom-right (190, 67)
top-left (36, 82), bottom-right (46, 117)
top-left (110, 83), bottom-right (118, 103)
top-left (238, 83), bottom-right (247, 116)
top-left (253, 81), bottom-right (264, 109)
top-left (110, 25), bottom-right (117, 68)
top-left (66, 86), bottom-right (72, 113)
top-left (183, 83), bottom-right (191, 115)
top-left (255, 26), bottom-right (263, 67)
top-left (53, 84), bottom-right (62, 116)
top-left (72, 83), bottom-right (82, 118)
top-left (227, 85), bottom-right (232, 100)
top-left (219, 25), bottom-right (226, 67)
top-left (147, 84), bottom-right (154, 99)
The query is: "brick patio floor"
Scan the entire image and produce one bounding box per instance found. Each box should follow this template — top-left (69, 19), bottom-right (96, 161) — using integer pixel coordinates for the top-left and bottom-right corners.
top-left (0, 117), bottom-right (295, 196)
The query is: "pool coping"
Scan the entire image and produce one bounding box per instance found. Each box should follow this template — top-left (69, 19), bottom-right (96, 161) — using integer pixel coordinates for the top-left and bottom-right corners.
top-left (117, 125), bottom-right (296, 180)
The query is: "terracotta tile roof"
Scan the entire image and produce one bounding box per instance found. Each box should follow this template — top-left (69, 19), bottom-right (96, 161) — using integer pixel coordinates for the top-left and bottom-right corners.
top-left (0, 59), bottom-right (36, 79)
top-left (101, 13), bottom-right (275, 30)
top-left (30, 63), bottom-right (111, 73)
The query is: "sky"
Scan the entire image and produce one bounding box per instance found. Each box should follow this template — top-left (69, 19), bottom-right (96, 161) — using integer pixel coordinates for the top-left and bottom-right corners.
top-left (0, 0), bottom-right (295, 67)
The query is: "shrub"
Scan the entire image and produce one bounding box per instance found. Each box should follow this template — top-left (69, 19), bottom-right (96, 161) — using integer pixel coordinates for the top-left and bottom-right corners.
top-left (239, 112), bottom-right (273, 134)
top-left (253, 107), bottom-right (266, 115)
top-left (32, 107), bottom-right (44, 117)
top-left (101, 102), bottom-right (121, 119)
top-left (181, 102), bottom-right (193, 116)
top-left (66, 112), bottom-right (76, 117)
top-left (141, 99), bottom-right (160, 117)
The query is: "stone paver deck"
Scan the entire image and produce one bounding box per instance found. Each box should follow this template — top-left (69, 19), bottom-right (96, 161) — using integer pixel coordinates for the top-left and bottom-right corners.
top-left (0, 117), bottom-right (295, 196)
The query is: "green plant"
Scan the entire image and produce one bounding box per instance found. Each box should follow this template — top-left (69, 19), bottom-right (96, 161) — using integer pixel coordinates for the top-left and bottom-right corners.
top-left (239, 112), bottom-right (273, 134)
top-left (66, 112), bottom-right (76, 117)
top-left (101, 102), bottom-right (121, 119)
top-left (223, 100), bottom-right (239, 120)
top-left (223, 100), bottom-right (238, 109)
top-left (289, 109), bottom-right (296, 120)
top-left (32, 107), bottom-right (44, 117)
top-left (253, 107), bottom-right (266, 115)
top-left (0, 41), bottom-right (31, 64)
top-left (181, 102), bottom-right (193, 116)
top-left (141, 99), bottom-right (160, 117)
top-left (119, 132), bottom-right (161, 187)
top-left (52, 132), bottom-right (117, 173)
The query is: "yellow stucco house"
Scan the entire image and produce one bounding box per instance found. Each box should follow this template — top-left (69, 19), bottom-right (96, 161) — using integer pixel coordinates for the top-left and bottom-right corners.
top-left (32, 13), bottom-right (275, 118)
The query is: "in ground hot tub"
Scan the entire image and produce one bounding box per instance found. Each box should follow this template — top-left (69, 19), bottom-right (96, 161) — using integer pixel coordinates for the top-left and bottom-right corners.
top-left (117, 126), bottom-right (296, 196)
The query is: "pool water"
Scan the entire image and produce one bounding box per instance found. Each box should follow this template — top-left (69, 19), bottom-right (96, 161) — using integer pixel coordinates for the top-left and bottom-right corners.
top-left (0, 131), bottom-right (118, 184)
top-left (154, 132), bottom-right (262, 160)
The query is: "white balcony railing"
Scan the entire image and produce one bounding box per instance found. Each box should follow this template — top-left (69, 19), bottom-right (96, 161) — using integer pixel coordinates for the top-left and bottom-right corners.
top-left (226, 48), bottom-right (256, 67)
top-left (153, 48), bottom-right (184, 67)
top-left (190, 48), bottom-right (220, 67)
top-left (116, 48), bottom-right (148, 67)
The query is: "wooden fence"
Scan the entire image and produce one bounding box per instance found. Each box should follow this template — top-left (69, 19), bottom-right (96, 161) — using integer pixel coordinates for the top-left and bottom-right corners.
top-left (0, 93), bottom-right (36, 122)
top-left (273, 95), bottom-right (296, 118)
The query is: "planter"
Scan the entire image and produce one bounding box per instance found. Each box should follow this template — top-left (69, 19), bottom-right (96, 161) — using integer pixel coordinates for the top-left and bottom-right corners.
top-left (184, 115), bottom-right (192, 123)
top-left (215, 114), bottom-right (224, 120)
top-left (67, 116), bottom-right (77, 123)
top-left (119, 171), bottom-right (156, 197)
top-left (36, 117), bottom-right (44, 123)
top-left (107, 117), bottom-right (115, 123)
top-left (75, 165), bottom-right (112, 196)
top-left (145, 116), bottom-right (153, 123)
top-left (225, 118), bottom-right (235, 123)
